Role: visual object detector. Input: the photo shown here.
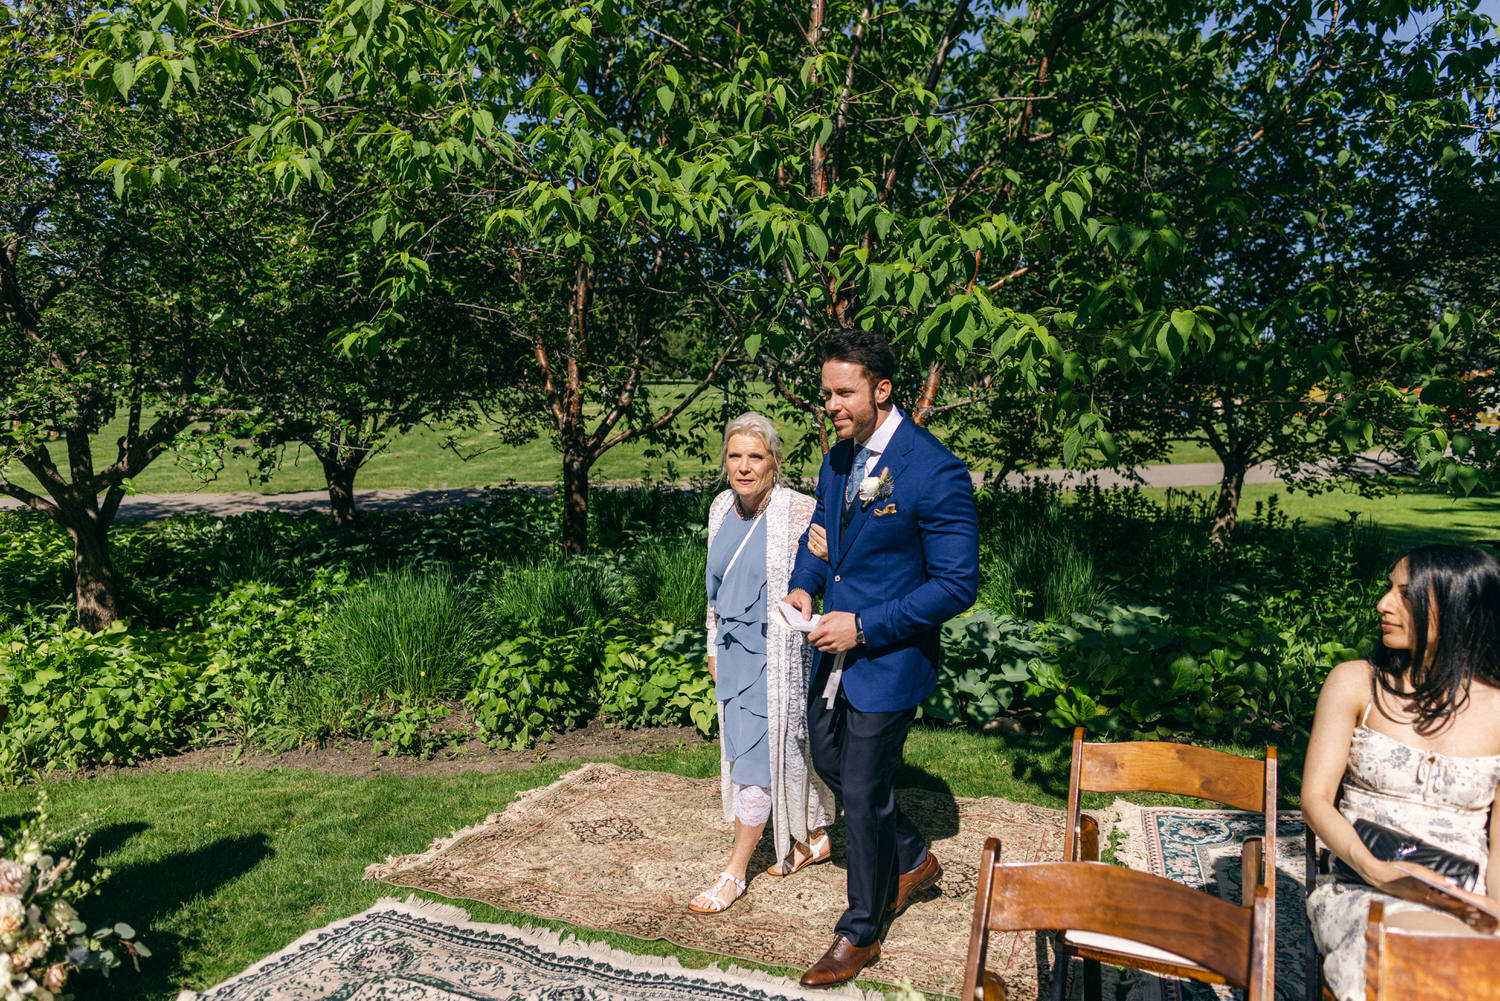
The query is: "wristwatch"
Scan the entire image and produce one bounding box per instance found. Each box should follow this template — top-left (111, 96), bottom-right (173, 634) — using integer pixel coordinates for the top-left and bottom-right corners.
top-left (854, 613), bottom-right (865, 646)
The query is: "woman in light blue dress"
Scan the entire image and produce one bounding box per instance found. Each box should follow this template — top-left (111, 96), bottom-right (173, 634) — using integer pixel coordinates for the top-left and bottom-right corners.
top-left (689, 413), bottom-right (834, 914)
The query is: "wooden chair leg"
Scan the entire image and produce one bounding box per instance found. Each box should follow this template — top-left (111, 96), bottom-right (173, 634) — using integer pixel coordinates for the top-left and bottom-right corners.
top-left (1082, 957), bottom-right (1102, 1001)
top-left (1049, 950), bottom-right (1068, 1001)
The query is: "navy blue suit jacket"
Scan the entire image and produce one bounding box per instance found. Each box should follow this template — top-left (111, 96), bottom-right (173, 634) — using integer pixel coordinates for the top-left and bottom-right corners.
top-left (789, 412), bottom-right (980, 712)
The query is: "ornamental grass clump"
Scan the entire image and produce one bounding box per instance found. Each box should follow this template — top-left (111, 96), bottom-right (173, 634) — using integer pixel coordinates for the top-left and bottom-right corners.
top-left (980, 518), bottom-right (1109, 623)
top-left (0, 791), bottom-right (147, 1001)
top-left (310, 566), bottom-right (478, 702)
top-left (625, 533), bottom-right (707, 631)
top-left (485, 556), bottom-right (626, 632)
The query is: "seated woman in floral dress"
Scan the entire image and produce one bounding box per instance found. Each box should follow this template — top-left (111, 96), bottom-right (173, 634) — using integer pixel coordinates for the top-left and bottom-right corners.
top-left (1303, 544), bottom-right (1500, 1000)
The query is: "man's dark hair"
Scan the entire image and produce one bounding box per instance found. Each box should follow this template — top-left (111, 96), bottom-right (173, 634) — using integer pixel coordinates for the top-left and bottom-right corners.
top-left (819, 327), bottom-right (896, 386)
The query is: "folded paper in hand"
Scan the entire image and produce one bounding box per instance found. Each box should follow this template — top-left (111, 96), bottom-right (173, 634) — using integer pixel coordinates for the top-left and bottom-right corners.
top-left (775, 600), bottom-right (821, 633)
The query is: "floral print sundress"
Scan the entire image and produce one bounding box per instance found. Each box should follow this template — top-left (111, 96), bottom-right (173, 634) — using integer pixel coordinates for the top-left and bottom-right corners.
top-left (1306, 703), bottom-right (1500, 1001)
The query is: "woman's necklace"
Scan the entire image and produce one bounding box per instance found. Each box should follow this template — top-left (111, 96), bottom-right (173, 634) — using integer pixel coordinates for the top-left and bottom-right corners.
top-left (735, 487), bottom-right (772, 520)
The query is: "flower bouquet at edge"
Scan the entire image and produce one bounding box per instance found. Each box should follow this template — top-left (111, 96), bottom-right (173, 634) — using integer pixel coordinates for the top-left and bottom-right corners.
top-left (0, 790), bottom-right (147, 1000)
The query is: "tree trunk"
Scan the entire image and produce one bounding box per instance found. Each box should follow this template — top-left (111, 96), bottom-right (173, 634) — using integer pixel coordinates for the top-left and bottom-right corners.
top-left (1209, 456), bottom-right (1249, 548)
top-left (561, 447), bottom-right (590, 554)
top-left (913, 360), bottom-right (944, 426)
top-left (321, 454), bottom-right (361, 529)
top-left (70, 515), bottom-right (122, 632)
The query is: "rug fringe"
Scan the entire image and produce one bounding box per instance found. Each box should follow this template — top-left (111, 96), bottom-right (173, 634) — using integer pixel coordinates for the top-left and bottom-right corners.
top-left (384, 894), bottom-right (474, 924)
top-left (1110, 797), bottom-right (1148, 871)
top-left (364, 763), bottom-right (612, 881)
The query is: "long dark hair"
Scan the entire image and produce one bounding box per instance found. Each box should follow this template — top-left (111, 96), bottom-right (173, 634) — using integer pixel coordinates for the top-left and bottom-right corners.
top-left (1371, 544), bottom-right (1500, 734)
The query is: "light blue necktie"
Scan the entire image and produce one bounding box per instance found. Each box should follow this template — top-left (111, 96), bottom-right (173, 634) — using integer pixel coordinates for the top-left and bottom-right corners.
top-left (843, 444), bottom-right (873, 505)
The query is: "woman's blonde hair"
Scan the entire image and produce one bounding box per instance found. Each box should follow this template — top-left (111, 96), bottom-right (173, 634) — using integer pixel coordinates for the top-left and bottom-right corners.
top-left (719, 411), bottom-right (784, 481)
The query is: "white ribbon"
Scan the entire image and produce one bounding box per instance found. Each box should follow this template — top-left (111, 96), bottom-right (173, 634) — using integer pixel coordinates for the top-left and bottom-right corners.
top-left (821, 651), bottom-right (846, 708)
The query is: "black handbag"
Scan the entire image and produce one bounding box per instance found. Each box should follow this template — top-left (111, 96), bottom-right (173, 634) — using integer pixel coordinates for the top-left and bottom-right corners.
top-left (1332, 818), bottom-right (1480, 892)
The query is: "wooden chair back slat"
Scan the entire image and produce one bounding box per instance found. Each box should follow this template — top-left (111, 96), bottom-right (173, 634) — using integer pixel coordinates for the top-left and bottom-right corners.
top-left (1076, 739), bottom-right (1267, 811)
top-left (964, 838), bottom-right (1273, 1001)
top-left (991, 863), bottom-right (1255, 983)
top-left (1364, 901), bottom-right (1500, 1000)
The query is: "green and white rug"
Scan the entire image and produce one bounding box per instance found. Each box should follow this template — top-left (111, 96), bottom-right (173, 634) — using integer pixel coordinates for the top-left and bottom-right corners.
top-left (178, 897), bottom-right (884, 1001)
top-left (1110, 801), bottom-right (1308, 1001)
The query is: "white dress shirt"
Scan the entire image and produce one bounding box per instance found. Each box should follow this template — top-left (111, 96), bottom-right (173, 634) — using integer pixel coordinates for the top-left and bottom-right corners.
top-left (855, 407), bottom-right (903, 477)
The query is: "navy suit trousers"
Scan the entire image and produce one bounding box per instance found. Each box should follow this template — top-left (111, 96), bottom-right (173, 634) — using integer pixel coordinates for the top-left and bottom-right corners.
top-left (807, 662), bottom-right (926, 948)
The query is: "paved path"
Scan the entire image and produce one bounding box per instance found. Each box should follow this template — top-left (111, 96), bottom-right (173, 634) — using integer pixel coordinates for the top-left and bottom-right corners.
top-left (0, 454), bottom-right (1398, 522)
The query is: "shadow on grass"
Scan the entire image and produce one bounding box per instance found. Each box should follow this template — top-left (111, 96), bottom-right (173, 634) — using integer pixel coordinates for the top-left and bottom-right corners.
top-left (81, 833), bottom-right (273, 1001)
top-left (82, 821), bottom-right (153, 864)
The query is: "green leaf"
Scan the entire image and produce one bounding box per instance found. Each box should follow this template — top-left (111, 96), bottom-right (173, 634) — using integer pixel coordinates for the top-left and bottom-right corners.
top-left (1059, 191), bottom-right (1084, 224)
top-left (805, 224), bottom-right (829, 260)
top-left (655, 85), bottom-right (675, 114)
top-left (1170, 309), bottom-right (1195, 339)
top-left (112, 60), bottom-right (136, 98)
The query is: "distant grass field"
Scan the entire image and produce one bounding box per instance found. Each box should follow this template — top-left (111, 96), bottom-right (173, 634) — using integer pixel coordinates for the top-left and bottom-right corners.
top-left (5, 390), bottom-right (1492, 551)
top-left (0, 389), bottom-right (1259, 499)
top-left (1139, 480), bottom-right (1500, 549)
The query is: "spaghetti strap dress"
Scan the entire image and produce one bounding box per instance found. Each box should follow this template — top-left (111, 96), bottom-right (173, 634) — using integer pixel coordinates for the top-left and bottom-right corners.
top-left (1306, 703), bottom-right (1500, 1001)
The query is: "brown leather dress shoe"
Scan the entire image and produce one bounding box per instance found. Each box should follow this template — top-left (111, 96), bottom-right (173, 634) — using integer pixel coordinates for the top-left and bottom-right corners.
top-left (800, 934), bottom-right (880, 988)
top-left (886, 850), bottom-right (942, 915)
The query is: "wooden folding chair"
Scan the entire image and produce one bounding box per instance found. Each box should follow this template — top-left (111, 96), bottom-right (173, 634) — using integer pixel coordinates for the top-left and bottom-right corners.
top-left (963, 837), bottom-right (1274, 1001)
top-left (1304, 809), bottom-right (1336, 1001)
top-left (1061, 727), bottom-right (1278, 1001)
top-left (1364, 899), bottom-right (1500, 1000)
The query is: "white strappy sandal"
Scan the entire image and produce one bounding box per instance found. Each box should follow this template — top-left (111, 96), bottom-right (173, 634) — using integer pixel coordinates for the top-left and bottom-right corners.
top-left (766, 830), bottom-right (831, 877)
top-left (688, 871), bottom-right (747, 914)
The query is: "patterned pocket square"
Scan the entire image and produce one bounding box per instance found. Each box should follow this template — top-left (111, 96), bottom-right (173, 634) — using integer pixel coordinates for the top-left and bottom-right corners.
top-left (873, 503), bottom-right (898, 517)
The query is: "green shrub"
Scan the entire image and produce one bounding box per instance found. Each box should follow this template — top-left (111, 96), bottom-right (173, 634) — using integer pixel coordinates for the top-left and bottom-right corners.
top-left (979, 505), bottom-right (1109, 622)
top-left (310, 566), bottom-right (478, 701)
top-left (0, 512), bottom-right (71, 623)
top-left (486, 555), bottom-right (626, 633)
top-left (0, 619), bottom-right (223, 773)
top-left (624, 533), bottom-right (707, 630)
top-left (465, 622), bottom-right (600, 749)
top-left (591, 486), bottom-right (715, 549)
top-left (596, 623), bottom-right (716, 735)
top-left (922, 609), bottom-right (1040, 727)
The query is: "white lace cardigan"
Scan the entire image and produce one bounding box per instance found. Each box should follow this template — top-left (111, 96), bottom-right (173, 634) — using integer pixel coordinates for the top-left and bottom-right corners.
top-left (705, 485), bottom-right (834, 861)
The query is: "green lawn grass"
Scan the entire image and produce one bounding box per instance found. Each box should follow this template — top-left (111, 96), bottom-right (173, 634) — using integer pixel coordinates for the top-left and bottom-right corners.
top-left (15, 725), bottom-right (1284, 1001)
top-left (2, 385), bottom-right (803, 496)
top-left (1, 388), bottom-right (1235, 499)
top-left (1140, 480), bottom-right (1500, 548)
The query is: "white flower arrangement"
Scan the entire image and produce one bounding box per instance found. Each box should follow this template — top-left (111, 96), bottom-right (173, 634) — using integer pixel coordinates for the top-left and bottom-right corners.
top-left (858, 468), bottom-right (894, 504)
top-left (0, 791), bottom-right (147, 1001)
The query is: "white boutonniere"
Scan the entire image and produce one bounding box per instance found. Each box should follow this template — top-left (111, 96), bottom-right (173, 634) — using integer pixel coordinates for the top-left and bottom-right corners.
top-left (858, 468), bottom-right (894, 505)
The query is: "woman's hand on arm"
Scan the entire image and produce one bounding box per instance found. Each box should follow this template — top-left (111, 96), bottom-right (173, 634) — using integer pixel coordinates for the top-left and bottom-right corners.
top-left (707, 655), bottom-right (716, 682)
top-left (807, 523), bottom-right (828, 563)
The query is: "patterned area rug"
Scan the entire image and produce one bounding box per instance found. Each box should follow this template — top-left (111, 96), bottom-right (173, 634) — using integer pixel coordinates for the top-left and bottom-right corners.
top-left (367, 762), bottom-right (1074, 998)
top-left (1111, 802), bottom-right (1308, 1001)
top-left (177, 896), bottom-right (881, 1001)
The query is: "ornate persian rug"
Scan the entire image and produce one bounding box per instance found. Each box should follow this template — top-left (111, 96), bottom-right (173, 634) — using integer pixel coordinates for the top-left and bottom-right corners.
top-left (367, 762), bottom-right (1073, 998)
top-left (1111, 802), bottom-right (1308, 1001)
top-left (177, 897), bottom-right (880, 1001)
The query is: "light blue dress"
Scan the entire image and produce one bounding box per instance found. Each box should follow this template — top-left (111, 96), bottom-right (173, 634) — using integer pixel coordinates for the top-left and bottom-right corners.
top-left (706, 509), bottom-right (770, 789)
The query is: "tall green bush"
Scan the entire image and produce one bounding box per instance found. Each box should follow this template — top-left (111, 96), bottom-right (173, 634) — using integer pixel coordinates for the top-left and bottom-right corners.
top-left (486, 556), bottom-right (626, 632)
top-left (310, 566), bottom-right (478, 701)
top-left (625, 533), bottom-right (707, 631)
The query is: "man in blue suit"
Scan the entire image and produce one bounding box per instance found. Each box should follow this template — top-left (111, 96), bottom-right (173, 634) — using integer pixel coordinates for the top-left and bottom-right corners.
top-left (783, 329), bottom-right (979, 988)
